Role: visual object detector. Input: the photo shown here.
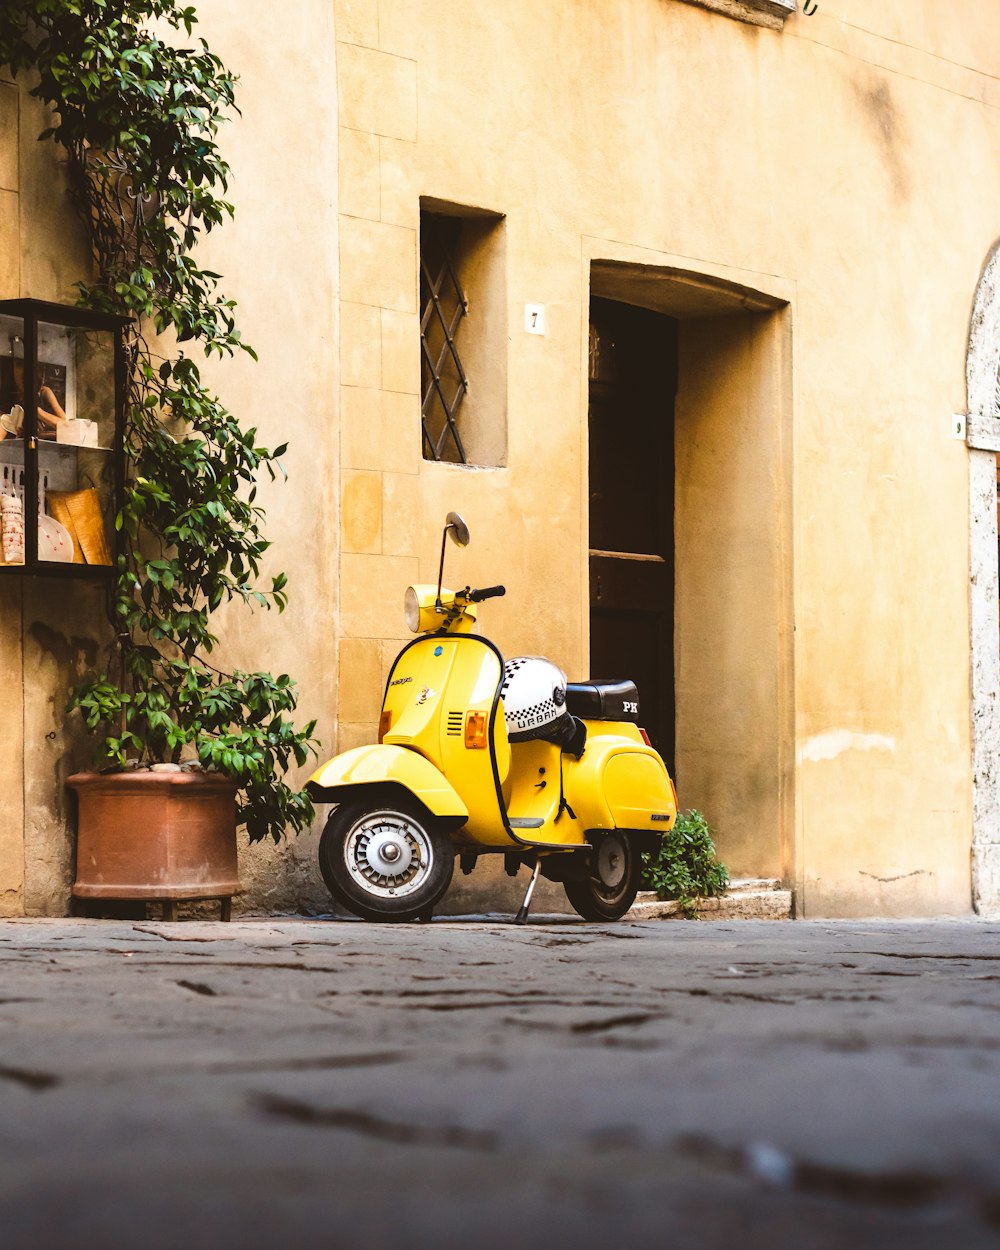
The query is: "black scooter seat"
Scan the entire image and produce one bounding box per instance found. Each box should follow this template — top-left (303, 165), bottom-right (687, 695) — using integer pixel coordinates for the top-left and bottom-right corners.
top-left (565, 679), bottom-right (640, 723)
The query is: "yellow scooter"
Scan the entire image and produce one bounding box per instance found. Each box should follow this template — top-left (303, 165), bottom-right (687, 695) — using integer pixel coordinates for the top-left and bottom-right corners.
top-left (307, 514), bottom-right (678, 923)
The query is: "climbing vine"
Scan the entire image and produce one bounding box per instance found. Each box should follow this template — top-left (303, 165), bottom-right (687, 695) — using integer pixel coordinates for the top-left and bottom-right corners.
top-left (0, 0), bottom-right (318, 843)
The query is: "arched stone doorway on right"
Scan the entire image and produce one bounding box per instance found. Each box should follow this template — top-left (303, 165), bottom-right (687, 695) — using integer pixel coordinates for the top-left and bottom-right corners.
top-left (965, 240), bottom-right (1000, 917)
top-left (588, 261), bottom-right (793, 890)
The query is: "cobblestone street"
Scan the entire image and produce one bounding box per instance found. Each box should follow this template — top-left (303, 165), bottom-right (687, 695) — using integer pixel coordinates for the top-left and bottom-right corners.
top-left (2, 916), bottom-right (1000, 1249)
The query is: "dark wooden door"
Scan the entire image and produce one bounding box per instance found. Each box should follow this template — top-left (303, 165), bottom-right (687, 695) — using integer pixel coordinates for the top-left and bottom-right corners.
top-left (588, 297), bottom-right (677, 769)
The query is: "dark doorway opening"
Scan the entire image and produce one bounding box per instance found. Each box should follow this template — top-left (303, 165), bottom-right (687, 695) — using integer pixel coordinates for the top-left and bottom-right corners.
top-left (588, 297), bottom-right (677, 771)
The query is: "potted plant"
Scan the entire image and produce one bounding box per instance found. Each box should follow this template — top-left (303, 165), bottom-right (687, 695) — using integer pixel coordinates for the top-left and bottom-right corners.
top-left (641, 809), bottom-right (730, 918)
top-left (0, 0), bottom-right (319, 917)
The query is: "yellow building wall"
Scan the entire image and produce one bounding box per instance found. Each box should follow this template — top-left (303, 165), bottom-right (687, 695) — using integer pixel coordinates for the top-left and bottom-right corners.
top-left (2, 0), bottom-right (999, 917)
top-left (167, 3), bottom-right (341, 910)
top-left (675, 310), bottom-right (793, 883)
top-left (0, 72), bottom-right (20, 915)
top-left (0, 66), bottom-right (114, 916)
top-left (0, 5), bottom-right (342, 915)
top-left (324, 0), bottom-right (997, 916)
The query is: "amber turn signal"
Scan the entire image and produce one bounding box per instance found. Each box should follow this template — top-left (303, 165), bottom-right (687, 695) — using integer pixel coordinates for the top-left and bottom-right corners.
top-left (464, 711), bottom-right (488, 749)
top-left (378, 710), bottom-right (392, 743)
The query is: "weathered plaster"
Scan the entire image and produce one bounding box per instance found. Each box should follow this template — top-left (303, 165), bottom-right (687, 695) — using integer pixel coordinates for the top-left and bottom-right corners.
top-left (849, 74), bottom-right (910, 201)
top-left (676, 0), bottom-right (796, 31)
top-left (0, 82), bottom-right (19, 192)
top-left (0, 582), bottom-right (24, 915)
top-left (21, 584), bottom-right (107, 914)
top-left (797, 731), bottom-right (896, 765)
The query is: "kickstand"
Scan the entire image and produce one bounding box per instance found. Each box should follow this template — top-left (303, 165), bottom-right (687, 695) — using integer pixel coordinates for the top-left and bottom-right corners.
top-left (514, 859), bottom-right (542, 925)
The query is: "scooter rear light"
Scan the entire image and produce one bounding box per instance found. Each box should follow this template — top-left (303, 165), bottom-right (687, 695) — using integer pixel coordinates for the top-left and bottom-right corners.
top-left (465, 711), bottom-right (488, 749)
top-left (378, 710), bottom-right (392, 744)
top-left (638, 726), bottom-right (652, 746)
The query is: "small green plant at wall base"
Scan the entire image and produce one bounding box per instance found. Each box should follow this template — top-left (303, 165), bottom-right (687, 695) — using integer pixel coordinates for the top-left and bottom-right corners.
top-left (0, 0), bottom-right (319, 845)
top-left (641, 810), bottom-right (730, 918)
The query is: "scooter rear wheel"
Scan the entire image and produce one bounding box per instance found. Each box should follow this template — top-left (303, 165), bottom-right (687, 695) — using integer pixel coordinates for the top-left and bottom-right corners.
top-left (563, 831), bottom-right (640, 922)
top-left (319, 800), bottom-right (454, 923)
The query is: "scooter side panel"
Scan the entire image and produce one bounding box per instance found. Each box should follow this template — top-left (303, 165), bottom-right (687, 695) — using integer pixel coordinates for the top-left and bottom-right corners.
top-left (603, 752), bottom-right (677, 830)
top-left (562, 725), bottom-right (677, 833)
top-left (307, 744), bottom-right (468, 818)
top-left (561, 734), bottom-right (618, 831)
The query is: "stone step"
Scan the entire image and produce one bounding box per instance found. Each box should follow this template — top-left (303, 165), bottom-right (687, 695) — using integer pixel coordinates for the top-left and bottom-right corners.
top-left (725, 877), bottom-right (783, 895)
top-left (629, 880), bottom-right (793, 921)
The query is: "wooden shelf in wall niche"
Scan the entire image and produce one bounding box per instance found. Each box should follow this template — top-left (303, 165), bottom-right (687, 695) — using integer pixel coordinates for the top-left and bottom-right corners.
top-left (1, 440), bottom-right (114, 481)
top-left (0, 439), bottom-right (117, 578)
top-left (38, 442), bottom-right (114, 494)
top-left (0, 298), bottom-right (128, 578)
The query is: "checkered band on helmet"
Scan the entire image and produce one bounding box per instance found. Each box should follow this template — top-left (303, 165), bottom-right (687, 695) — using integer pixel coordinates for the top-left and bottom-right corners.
top-left (500, 657), bottom-right (570, 743)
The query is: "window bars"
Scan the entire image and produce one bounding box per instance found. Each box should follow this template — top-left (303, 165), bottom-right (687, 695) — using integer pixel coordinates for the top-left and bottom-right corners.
top-left (420, 214), bottom-right (469, 463)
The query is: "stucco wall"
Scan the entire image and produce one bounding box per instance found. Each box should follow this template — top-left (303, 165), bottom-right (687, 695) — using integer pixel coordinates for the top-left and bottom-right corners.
top-left (0, 6), bottom-right (341, 916)
top-left (0, 73), bottom-right (21, 915)
top-left (0, 70), bottom-right (109, 916)
top-left (675, 310), bottom-right (792, 882)
top-left (5, 0), bottom-right (1000, 918)
top-left (176, 1), bottom-right (340, 913)
top-left (320, 0), bottom-right (997, 916)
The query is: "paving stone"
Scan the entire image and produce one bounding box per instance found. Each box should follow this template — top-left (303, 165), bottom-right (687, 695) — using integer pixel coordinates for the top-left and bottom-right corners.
top-left (1, 916), bottom-right (999, 1249)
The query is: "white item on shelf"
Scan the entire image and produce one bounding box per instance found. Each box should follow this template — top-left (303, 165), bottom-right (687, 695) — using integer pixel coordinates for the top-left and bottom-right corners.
top-left (1, 404), bottom-right (23, 436)
top-left (56, 419), bottom-right (99, 447)
top-left (37, 514), bottom-right (73, 563)
top-left (2, 493), bottom-right (24, 563)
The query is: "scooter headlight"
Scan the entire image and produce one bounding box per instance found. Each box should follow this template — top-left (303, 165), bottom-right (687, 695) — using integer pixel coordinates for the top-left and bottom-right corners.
top-left (404, 585), bottom-right (421, 633)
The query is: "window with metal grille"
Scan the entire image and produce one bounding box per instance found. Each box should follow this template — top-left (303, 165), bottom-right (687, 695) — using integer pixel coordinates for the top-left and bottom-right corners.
top-left (420, 213), bottom-right (469, 463)
top-left (419, 206), bottom-right (507, 468)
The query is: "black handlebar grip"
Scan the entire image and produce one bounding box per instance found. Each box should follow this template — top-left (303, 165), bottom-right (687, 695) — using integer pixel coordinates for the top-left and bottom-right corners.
top-left (469, 584), bottom-right (506, 603)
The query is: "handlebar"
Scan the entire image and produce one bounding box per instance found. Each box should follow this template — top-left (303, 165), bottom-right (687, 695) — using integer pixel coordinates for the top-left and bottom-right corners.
top-left (468, 584), bottom-right (506, 603)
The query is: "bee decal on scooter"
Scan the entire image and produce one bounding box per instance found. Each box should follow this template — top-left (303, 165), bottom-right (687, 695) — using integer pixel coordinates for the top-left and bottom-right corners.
top-left (307, 513), bottom-right (679, 924)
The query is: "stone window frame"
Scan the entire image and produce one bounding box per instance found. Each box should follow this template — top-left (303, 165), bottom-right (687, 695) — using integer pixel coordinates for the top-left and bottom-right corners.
top-left (418, 201), bottom-right (508, 469)
top-left (675, 0), bottom-right (797, 31)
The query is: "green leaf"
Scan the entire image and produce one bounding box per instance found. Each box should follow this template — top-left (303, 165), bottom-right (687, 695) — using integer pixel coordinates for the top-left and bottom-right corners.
top-left (641, 810), bottom-right (730, 915)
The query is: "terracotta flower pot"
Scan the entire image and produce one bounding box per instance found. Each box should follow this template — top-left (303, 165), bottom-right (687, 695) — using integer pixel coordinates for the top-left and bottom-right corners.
top-left (68, 770), bottom-right (239, 920)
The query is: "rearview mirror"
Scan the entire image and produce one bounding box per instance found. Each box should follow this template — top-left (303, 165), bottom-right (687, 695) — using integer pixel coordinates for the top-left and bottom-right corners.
top-left (437, 512), bottom-right (471, 609)
top-left (446, 512), bottom-right (470, 547)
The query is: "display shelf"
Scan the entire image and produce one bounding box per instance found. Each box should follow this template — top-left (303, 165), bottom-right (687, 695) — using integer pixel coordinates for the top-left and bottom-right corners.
top-left (0, 298), bottom-right (127, 577)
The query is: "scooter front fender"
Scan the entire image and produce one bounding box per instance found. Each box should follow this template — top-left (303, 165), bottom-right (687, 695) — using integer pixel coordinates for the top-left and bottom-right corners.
top-left (307, 745), bottom-right (469, 820)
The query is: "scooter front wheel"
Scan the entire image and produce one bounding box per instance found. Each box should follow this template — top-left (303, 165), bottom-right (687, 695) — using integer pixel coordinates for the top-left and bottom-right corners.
top-left (319, 801), bottom-right (454, 923)
top-left (564, 831), bottom-right (641, 922)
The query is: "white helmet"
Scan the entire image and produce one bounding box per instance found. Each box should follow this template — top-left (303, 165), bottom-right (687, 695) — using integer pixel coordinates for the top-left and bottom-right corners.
top-left (501, 657), bottom-right (570, 743)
